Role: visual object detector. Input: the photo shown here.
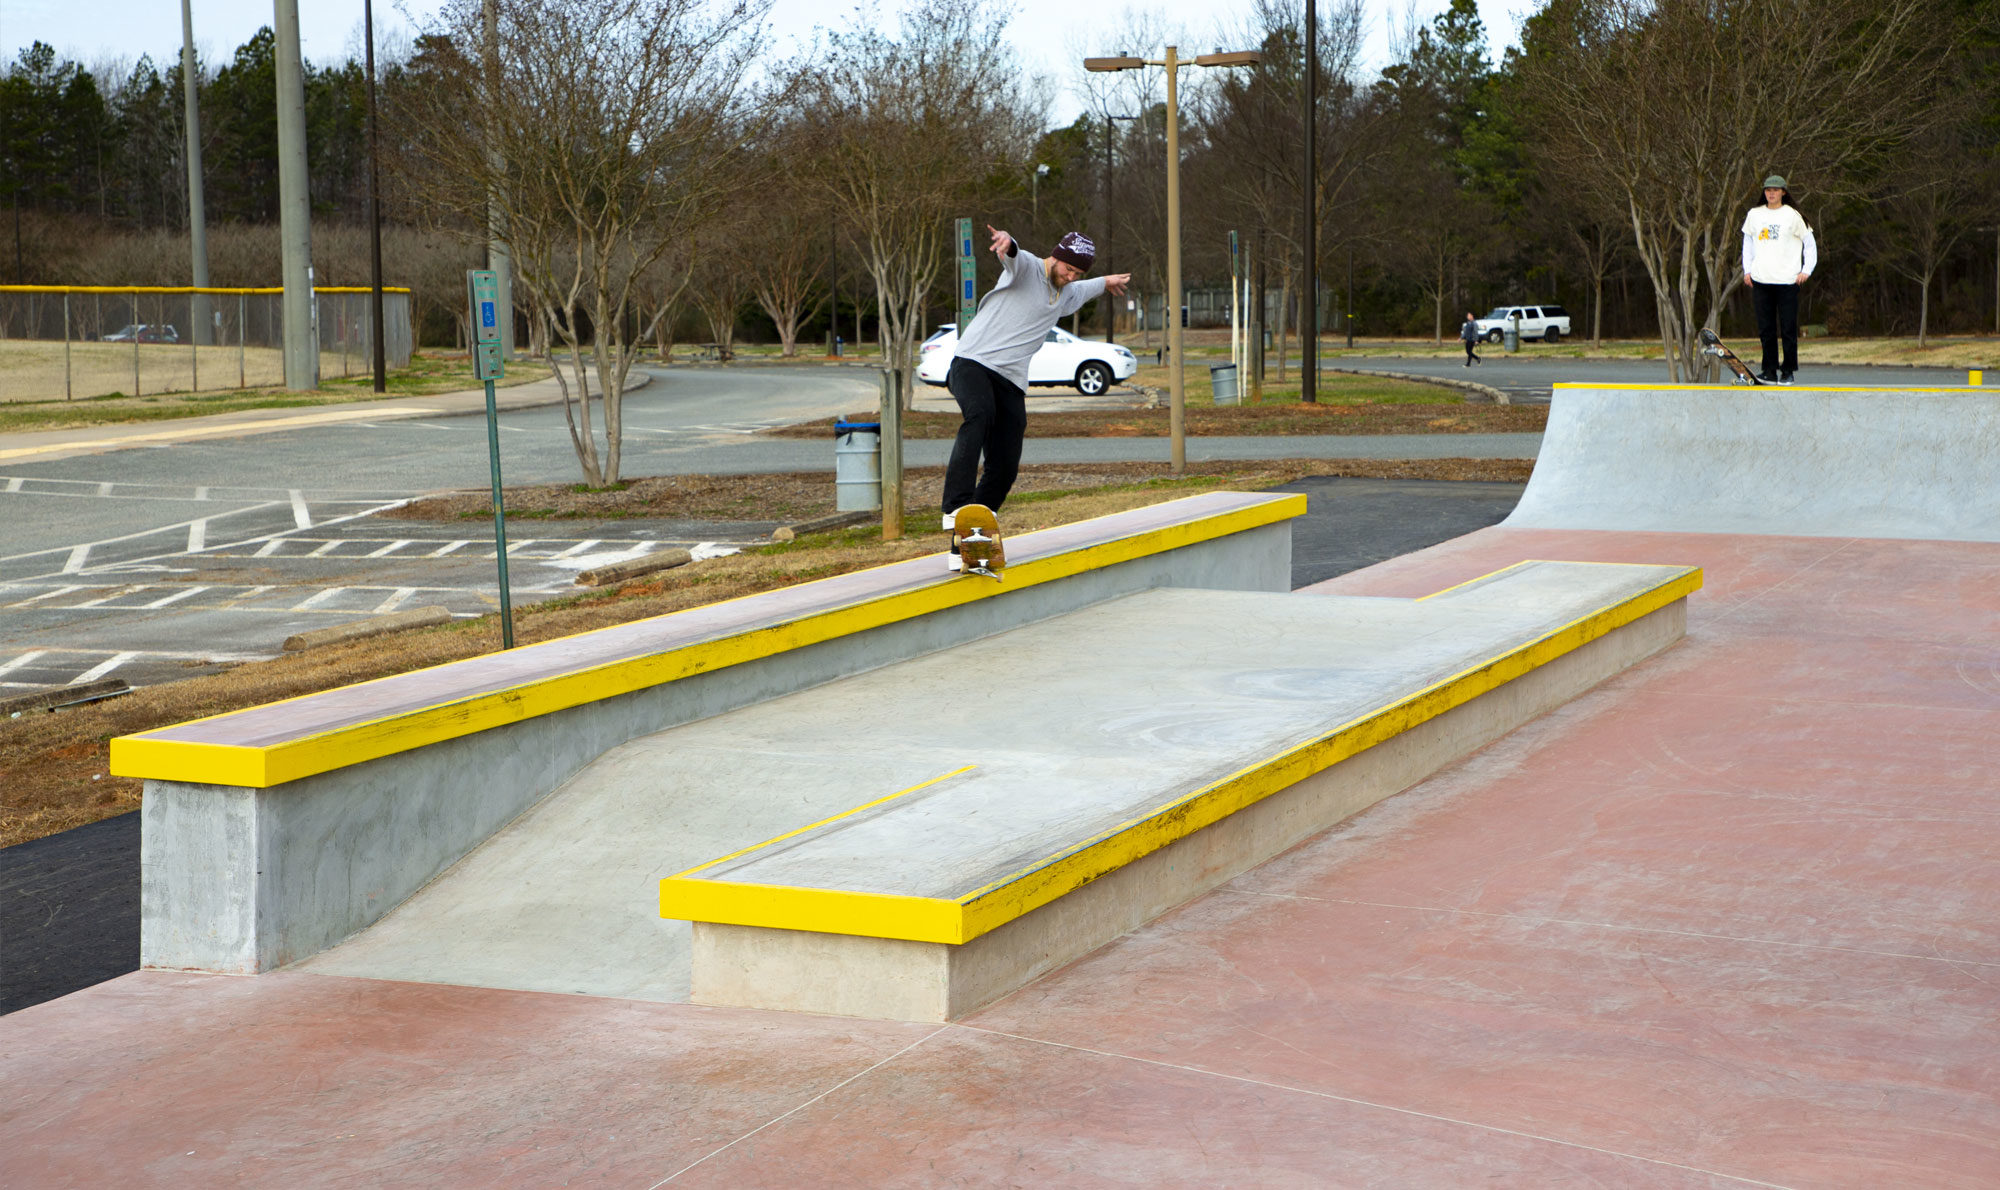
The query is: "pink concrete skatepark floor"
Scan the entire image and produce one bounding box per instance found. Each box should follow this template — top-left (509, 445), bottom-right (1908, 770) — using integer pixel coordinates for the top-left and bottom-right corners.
top-left (6, 519), bottom-right (1997, 1187)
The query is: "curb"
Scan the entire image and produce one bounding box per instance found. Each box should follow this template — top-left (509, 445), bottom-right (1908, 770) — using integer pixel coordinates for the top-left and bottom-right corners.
top-left (1321, 366), bottom-right (1510, 404)
top-left (282, 606), bottom-right (454, 651)
top-left (574, 548), bottom-right (695, 587)
top-left (0, 678), bottom-right (130, 716)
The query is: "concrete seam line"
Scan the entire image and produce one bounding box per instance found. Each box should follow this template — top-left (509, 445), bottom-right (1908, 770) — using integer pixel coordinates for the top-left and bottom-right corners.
top-left (573, 548), bottom-right (695, 587)
top-left (280, 606), bottom-right (454, 651)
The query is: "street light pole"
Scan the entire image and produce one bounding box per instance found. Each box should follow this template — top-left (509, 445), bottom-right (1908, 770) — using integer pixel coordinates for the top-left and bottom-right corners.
top-left (179, 0), bottom-right (210, 347)
top-left (1087, 48), bottom-right (1261, 475)
top-left (1302, 0), bottom-right (1317, 403)
top-left (364, 0), bottom-right (387, 392)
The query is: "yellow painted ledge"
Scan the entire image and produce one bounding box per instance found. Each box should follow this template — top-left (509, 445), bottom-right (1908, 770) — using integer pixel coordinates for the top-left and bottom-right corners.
top-left (111, 492), bottom-right (1306, 788)
top-left (660, 563), bottom-right (1703, 945)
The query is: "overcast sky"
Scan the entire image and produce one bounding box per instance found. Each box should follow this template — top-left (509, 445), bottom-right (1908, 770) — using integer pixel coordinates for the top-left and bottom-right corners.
top-left (3, 0), bottom-right (1530, 122)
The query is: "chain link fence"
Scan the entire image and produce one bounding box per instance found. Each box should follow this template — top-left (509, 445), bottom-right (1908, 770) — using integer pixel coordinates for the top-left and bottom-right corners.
top-left (0, 286), bottom-right (413, 402)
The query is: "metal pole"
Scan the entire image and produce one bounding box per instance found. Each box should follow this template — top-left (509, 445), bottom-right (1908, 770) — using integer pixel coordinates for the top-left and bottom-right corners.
top-left (1104, 115), bottom-right (1114, 344)
top-left (132, 289), bottom-right (140, 397)
top-left (189, 292), bottom-right (198, 391)
top-left (484, 377), bottom-right (515, 648)
top-left (366, 0), bottom-right (387, 391)
top-left (1345, 245), bottom-right (1355, 348)
top-left (238, 292), bottom-right (246, 388)
top-left (484, 0), bottom-right (515, 362)
top-left (274, 0), bottom-right (316, 390)
top-left (180, 0), bottom-right (211, 348)
top-left (1301, 0), bottom-right (1317, 404)
top-left (1252, 226), bottom-right (1266, 401)
top-left (879, 368), bottom-right (904, 541)
top-left (63, 292), bottom-right (72, 400)
top-left (1165, 45), bottom-right (1185, 473)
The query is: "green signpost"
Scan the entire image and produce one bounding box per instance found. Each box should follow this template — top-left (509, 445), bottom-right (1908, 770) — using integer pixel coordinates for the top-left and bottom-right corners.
top-left (467, 269), bottom-right (514, 648)
top-left (956, 217), bottom-right (977, 331)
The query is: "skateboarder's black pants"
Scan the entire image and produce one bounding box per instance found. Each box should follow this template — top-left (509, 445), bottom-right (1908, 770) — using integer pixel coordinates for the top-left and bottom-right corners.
top-left (1463, 342), bottom-right (1479, 364)
top-left (943, 357), bottom-right (1027, 514)
top-left (1752, 282), bottom-right (1800, 375)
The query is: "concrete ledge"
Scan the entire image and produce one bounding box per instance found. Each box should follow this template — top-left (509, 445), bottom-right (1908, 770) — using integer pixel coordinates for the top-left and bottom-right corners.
top-left (671, 561), bottom-right (1699, 1021)
top-left (281, 606), bottom-right (452, 651)
top-left (126, 492), bottom-right (1303, 974)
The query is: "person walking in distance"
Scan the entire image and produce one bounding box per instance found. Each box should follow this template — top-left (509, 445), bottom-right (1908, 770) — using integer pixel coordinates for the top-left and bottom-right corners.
top-left (942, 226), bottom-right (1130, 542)
top-left (1741, 175), bottom-right (1817, 384)
top-left (1459, 312), bottom-right (1482, 366)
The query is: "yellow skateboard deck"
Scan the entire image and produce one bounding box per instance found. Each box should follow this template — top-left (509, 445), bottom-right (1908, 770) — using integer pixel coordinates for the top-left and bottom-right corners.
top-left (953, 504), bottom-right (1004, 581)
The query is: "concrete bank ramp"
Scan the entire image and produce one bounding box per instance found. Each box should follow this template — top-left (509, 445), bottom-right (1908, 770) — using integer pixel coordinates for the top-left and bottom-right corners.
top-left (1506, 384), bottom-right (2000, 541)
top-left (298, 562), bottom-right (1694, 1006)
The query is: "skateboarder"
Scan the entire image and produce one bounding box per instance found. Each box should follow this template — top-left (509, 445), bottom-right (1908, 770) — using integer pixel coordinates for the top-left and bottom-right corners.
top-left (1459, 312), bottom-right (1482, 366)
top-left (1741, 175), bottom-right (1817, 385)
top-left (942, 226), bottom-right (1130, 532)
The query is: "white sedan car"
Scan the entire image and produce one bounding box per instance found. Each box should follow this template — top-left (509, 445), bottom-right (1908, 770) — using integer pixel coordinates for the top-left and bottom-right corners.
top-left (917, 324), bottom-right (1138, 395)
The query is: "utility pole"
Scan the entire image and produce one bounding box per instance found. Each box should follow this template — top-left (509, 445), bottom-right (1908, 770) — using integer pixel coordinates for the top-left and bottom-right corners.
top-left (365, 0), bottom-right (387, 391)
top-left (273, 0), bottom-right (316, 390)
top-left (1346, 244), bottom-right (1355, 348)
top-left (1104, 112), bottom-right (1138, 344)
top-left (1252, 224), bottom-right (1266, 400)
top-left (1301, 0), bottom-right (1317, 403)
top-left (180, 0), bottom-right (211, 346)
top-left (483, 0), bottom-right (515, 361)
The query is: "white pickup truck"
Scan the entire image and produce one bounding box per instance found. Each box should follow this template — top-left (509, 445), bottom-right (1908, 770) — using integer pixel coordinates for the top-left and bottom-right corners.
top-left (1473, 304), bottom-right (1572, 344)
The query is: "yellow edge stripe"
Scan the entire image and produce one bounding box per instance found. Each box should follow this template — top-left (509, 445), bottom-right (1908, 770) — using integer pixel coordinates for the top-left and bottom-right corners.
top-left (0, 285), bottom-right (411, 295)
top-left (1551, 381), bottom-right (1987, 393)
top-left (110, 493), bottom-right (1306, 786)
top-left (676, 765), bottom-right (975, 879)
top-left (660, 879), bottom-right (966, 943)
top-left (656, 565), bottom-right (1701, 945)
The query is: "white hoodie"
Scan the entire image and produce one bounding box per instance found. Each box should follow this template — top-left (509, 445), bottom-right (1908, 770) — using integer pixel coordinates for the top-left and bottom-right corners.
top-left (1741, 204), bottom-right (1818, 285)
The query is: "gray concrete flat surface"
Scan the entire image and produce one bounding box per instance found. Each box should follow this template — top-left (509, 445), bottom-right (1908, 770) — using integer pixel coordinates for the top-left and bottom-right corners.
top-left (1324, 353), bottom-right (1979, 404)
top-left (1508, 385), bottom-right (2000, 541)
top-left (299, 563), bottom-right (1683, 1001)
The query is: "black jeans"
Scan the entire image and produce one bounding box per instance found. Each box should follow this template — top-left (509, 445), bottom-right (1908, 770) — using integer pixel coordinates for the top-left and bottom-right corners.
top-left (943, 357), bottom-right (1027, 514)
top-left (1463, 339), bottom-right (1479, 363)
top-left (1751, 282), bottom-right (1800, 375)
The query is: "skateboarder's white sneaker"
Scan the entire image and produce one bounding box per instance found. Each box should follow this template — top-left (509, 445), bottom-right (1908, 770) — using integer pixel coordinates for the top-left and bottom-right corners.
top-left (942, 512), bottom-right (957, 531)
top-left (947, 551), bottom-right (962, 571)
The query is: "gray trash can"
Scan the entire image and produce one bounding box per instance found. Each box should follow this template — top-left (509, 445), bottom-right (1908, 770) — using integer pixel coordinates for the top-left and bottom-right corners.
top-left (834, 420), bottom-right (882, 511)
top-left (1209, 363), bottom-right (1240, 406)
top-left (1504, 318), bottom-right (1521, 354)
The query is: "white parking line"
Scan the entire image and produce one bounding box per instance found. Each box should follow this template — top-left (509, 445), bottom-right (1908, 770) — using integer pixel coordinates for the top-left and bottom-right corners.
top-left (5, 478), bottom-right (22, 492)
top-left (187, 519), bottom-right (209, 552)
top-left (62, 544), bottom-right (91, 573)
top-left (373, 587), bottom-right (418, 613)
top-left (291, 587), bottom-right (345, 611)
top-left (142, 586), bottom-right (209, 609)
top-left (70, 652), bottom-right (141, 684)
top-left (254, 539), bottom-right (286, 557)
top-left (10, 586), bottom-right (83, 606)
top-left (195, 486), bottom-right (209, 500)
top-left (72, 585), bottom-right (148, 608)
top-left (308, 541), bottom-right (344, 557)
top-left (428, 541), bottom-right (468, 558)
top-left (290, 490), bottom-right (313, 529)
top-left (552, 539), bottom-right (603, 558)
top-left (97, 482), bottom-right (114, 495)
top-left (367, 540), bottom-right (412, 558)
top-left (0, 651), bottom-right (49, 679)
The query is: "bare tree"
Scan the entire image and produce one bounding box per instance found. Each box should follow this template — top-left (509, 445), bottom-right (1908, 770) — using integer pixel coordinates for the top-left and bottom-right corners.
top-left (1517, 0), bottom-right (1960, 380)
top-left (395, 0), bottom-right (776, 484)
top-left (739, 126), bottom-right (829, 356)
top-left (802, 0), bottom-right (1041, 406)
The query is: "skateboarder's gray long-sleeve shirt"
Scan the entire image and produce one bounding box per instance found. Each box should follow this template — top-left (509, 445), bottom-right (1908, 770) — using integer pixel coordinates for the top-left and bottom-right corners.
top-left (953, 237), bottom-right (1108, 391)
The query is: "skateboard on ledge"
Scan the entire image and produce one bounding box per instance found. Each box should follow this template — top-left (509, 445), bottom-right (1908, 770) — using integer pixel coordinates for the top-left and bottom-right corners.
top-left (1699, 328), bottom-right (1763, 385)
top-left (952, 504), bottom-right (1004, 581)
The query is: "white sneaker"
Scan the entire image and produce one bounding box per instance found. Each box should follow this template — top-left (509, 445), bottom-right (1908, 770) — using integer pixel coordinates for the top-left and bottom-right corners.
top-left (942, 512), bottom-right (957, 531)
top-left (947, 550), bottom-right (963, 571)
